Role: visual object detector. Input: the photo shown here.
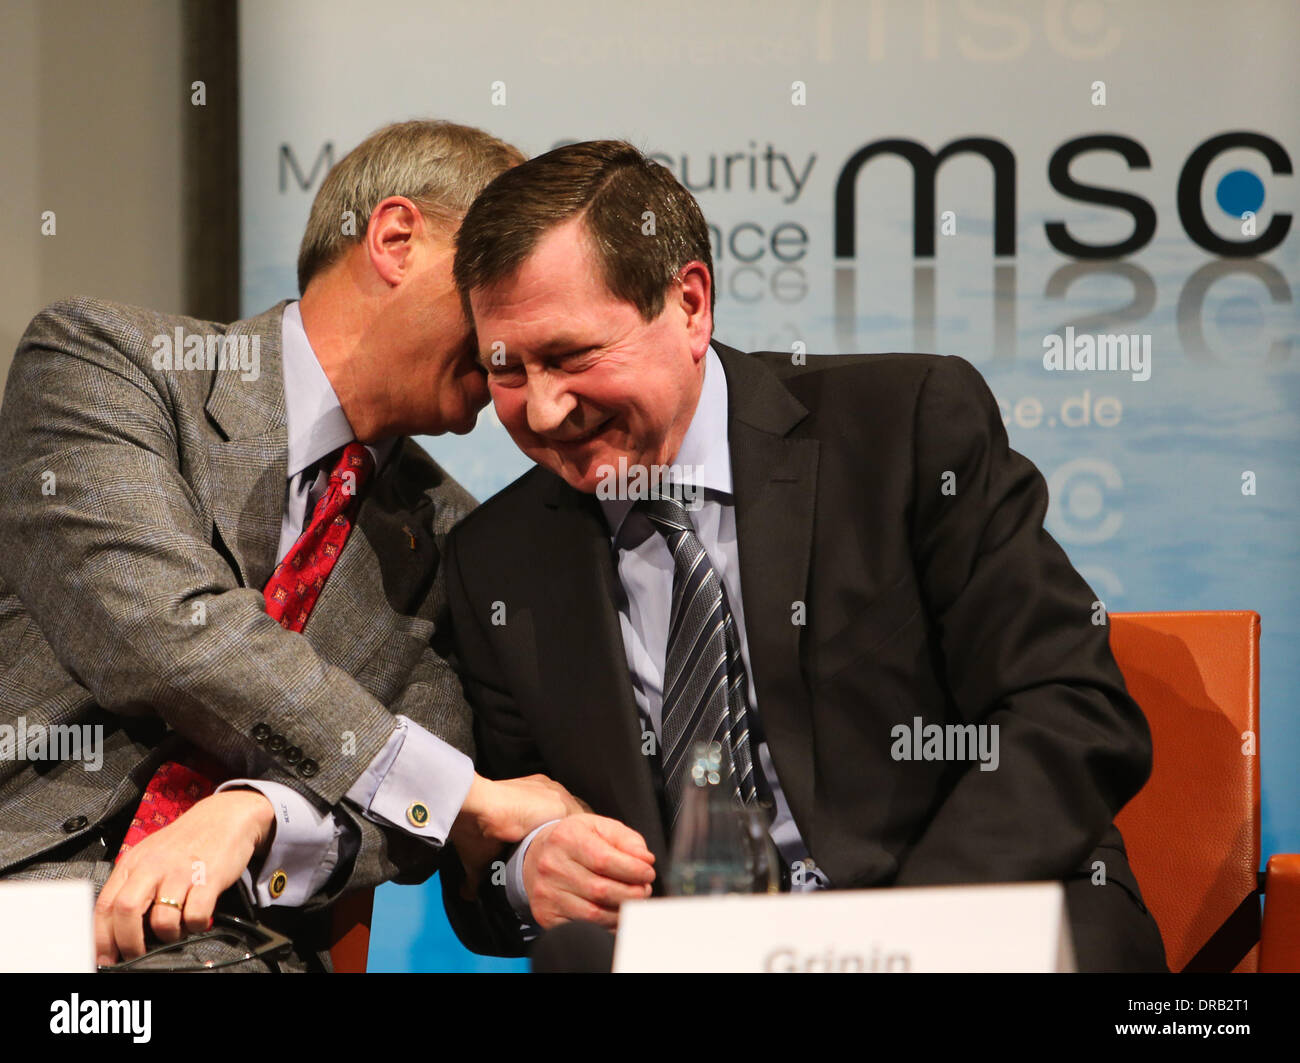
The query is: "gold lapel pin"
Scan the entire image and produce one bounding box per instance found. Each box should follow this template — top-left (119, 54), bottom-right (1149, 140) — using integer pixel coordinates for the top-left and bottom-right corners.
top-left (401, 525), bottom-right (417, 550)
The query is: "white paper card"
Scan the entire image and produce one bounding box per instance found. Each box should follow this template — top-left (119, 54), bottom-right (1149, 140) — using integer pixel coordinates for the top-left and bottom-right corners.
top-left (0, 879), bottom-right (96, 972)
top-left (614, 881), bottom-right (1075, 972)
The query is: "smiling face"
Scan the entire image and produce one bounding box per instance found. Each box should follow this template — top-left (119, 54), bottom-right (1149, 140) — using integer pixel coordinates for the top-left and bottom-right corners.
top-left (469, 217), bottom-right (713, 493)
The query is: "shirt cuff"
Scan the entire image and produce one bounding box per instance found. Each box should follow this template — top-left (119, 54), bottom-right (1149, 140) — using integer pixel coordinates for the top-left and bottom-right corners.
top-left (214, 779), bottom-right (342, 907)
top-left (344, 715), bottom-right (474, 846)
top-left (505, 820), bottom-right (560, 924)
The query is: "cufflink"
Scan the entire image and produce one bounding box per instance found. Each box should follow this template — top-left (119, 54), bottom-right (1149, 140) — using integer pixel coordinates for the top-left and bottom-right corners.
top-left (406, 802), bottom-right (430, 828)
top-left (269, 869), bottom-right (288, 899)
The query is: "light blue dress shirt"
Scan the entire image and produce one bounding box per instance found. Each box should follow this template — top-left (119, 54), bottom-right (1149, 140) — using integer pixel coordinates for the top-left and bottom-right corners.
top-left (505, 346), bottom-right (827, 923)
top-left (214, 301), bottom-right (474, 907)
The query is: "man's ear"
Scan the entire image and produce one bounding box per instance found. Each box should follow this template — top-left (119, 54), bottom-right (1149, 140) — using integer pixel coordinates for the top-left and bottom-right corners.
top-left (676, 260), bottom-right (713, 361)
top-left (365, 196), bottom-right (423, 287)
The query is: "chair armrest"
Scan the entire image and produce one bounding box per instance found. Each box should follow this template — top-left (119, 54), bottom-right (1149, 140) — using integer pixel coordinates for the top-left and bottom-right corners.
top-left (1259, 854), bottom-right (1300, 973)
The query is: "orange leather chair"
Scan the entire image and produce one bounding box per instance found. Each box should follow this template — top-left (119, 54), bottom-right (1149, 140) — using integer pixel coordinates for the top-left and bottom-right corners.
top-left (328, 889), bottom-right (374, 973)
top-left (327, 610), bottom-right (1300, 974)
top-left (1110, 611), bottom-right (1300, 972)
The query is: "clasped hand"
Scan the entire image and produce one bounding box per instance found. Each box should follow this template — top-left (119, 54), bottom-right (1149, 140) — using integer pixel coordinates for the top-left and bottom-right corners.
top-left (94, 771), bottom-right (595, 964)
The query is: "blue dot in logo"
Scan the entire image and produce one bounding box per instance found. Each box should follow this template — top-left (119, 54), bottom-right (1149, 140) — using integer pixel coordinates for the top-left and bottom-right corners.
top-left (1216, 170), bottom-right (1265, 218)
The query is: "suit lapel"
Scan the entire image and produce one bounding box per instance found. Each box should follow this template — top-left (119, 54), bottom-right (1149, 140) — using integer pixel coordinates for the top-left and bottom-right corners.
top-left (203, 306), bottom-right (431, 679)
top-left (535, 478), bottom-right (670, 868)
top-left (717, 345), bottom-right (821, 854)
top-left (204, 302), bottom-right (290, 591)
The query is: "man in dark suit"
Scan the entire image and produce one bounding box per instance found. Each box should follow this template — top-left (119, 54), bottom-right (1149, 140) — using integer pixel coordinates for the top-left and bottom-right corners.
top-left (438, 140), bottom-right (1167, 971)
top-left (0, 120), bottom-right (580, 971)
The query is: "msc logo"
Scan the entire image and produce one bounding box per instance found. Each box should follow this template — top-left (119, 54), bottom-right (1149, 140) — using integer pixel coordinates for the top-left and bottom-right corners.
top-left (834, 131), bottom-right (1292, 260)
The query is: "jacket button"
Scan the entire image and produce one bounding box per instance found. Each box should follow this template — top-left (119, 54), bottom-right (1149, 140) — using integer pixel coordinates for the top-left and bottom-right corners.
top-left (252, 724), bottom-right (271, 742)
top-left (298, 759), bottom-right (319, 778)
top-left (267, 734), bottom-right (286, 753)
top-left (62, 815), bottom-right (89, 833)
top-left (284, 746), bottom-right (302, 764)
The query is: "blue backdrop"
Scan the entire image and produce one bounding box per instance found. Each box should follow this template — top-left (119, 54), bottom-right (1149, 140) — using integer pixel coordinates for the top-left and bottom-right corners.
top-left (239, 0), bottom-right (1300, 971)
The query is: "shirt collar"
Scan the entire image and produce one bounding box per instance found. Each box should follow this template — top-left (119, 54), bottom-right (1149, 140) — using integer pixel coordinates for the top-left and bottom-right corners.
top-left (599, 343), bottom-right (731, 540)
top-left (280, 301), bottom-right (395, 478)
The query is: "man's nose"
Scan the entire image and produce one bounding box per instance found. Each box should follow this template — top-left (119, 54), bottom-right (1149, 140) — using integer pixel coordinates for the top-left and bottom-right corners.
top-left (525, 371), bottom-right (578, 435)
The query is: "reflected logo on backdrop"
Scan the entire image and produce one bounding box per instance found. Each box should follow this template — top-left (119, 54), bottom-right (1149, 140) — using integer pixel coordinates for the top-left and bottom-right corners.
top-left (834, 130), bottom-right (1292, 261)
top-left (1046, 458), bottom-right (1123, 546)
top-left (831, 130), bottom-right (1294, 364)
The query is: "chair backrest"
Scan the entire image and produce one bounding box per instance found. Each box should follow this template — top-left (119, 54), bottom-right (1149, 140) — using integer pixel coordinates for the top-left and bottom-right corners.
top-left (1109, 611), bottom-right (1261, 973)
top-left (328, 888), bottom-right (375, 973)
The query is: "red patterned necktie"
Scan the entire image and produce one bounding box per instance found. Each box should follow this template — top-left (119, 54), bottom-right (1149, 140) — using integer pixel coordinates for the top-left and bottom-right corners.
top-left (263, 442), bottom-right (375, 631)
top-left (115, 442), bottom-right (375, 860)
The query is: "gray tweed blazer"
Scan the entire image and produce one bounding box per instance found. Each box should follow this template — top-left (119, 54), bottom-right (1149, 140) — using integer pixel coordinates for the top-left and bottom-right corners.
top-left (0, 297), bottom-right (475, 916)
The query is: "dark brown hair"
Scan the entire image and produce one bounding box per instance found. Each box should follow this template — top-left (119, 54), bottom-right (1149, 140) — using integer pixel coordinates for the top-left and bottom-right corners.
top-left (453, 140), bottom-right (714, 323)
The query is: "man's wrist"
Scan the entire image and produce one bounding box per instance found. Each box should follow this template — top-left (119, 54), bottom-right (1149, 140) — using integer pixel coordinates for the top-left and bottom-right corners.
top-left (215, 779), bottom-right (344, 908)
top-left (222, 787), bottom-right (277, 859)
top-left (451, 774), bottom-right (494, 843)
top-left (510, 820), bottom-right (559, 920)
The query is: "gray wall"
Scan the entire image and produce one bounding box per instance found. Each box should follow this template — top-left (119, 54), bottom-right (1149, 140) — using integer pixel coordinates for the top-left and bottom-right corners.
top-left (0, 0), bottom-right (237, 399)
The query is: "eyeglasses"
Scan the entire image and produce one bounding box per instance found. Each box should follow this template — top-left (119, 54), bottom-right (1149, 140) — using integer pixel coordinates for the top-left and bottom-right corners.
top-left (97, 914), bottom-right (293, 973)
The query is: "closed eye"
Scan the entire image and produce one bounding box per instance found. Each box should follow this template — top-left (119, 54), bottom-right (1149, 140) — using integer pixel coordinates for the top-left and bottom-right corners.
top-left (556, 348), bottom-right (598, 371)
top-left (486, 362), bottom-right (526, 384)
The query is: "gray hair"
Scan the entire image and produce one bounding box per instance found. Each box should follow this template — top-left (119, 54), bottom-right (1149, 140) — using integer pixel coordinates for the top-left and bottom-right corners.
top-left (297, 119), bottom-right (525, 294)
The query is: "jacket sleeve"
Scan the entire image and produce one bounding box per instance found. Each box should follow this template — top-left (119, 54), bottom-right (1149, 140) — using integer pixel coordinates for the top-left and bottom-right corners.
top-left (435, 524), bottom-right (541, 956)
top-left (893, 355), bottom-right (1152, 885)
top-left (0, 301), bottom-right (425, 812)
top-left (227, 608), bottom-right (479, 914)
top-left (321, 588), bottom-right (478, 909)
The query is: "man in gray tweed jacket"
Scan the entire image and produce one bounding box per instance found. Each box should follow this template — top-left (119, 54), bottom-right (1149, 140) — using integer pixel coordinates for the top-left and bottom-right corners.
top-left (0, 120), bottom-right (579, 971)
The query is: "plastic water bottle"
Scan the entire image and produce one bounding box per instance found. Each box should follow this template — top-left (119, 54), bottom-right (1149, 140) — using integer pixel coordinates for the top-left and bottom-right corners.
top-left (666, 741), bottom-right (777, 895)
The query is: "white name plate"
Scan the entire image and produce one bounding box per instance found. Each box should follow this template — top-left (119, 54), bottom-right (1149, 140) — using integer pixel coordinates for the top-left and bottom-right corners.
top-left (613, 881), bottom-right (1075, 973)
top-left (0, 879), bottom-right (95, 972)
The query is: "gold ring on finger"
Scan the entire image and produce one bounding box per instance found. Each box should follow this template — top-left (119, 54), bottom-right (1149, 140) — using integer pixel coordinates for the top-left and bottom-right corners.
top-left (154, 896), bottom-right (183, 910)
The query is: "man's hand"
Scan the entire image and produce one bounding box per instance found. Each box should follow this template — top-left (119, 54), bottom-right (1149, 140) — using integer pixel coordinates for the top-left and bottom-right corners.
top-left (94, 790), bottom-right (275, 967)
top-left (523, 813), bottom-right (655, 930)
top-left (449, 773), bottom-right (589, 896)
